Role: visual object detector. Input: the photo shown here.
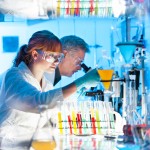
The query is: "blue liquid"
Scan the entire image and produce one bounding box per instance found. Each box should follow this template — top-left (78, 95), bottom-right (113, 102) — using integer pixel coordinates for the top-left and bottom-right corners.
top-left (119, 45), bottom-right (135, 64)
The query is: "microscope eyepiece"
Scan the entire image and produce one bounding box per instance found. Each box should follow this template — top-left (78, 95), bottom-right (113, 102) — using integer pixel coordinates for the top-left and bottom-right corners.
top-left (81, 63), bottom-right (91, 73)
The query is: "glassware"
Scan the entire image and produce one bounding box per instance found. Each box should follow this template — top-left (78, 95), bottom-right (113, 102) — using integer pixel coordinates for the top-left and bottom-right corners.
top-left (131, 124), bottom-right (147, 147)
top-left (97, 69), bottom-right (114, 104)
top-left (80, 101), bottom-right (93, 135)
top-left (57, 101), bottom-right (70, 135)
top-left (96, 56), bottom-right (116, 138)
top-left (116, 42), bottom-right (138, 65)
top-left (116, 43), bottom-right (135, 122)
top-left (103, 101), bottom-right (115, 137)
top-left (31, 105), bottom-right (56, 150)
top-left (94, 101), bottom-right (102, 135)
top-left (142, 127), bottom-right (150, 149)
top-left (116, 41), bottom-right (147, 148)
top-left (131, 97), bottom-right (150, 149)
top-left (116, 42), bottom-right (146, 125)
top-left (97, 69), bottom-right (114, 92)
top-left (96, 55), bottom-right (114, 102)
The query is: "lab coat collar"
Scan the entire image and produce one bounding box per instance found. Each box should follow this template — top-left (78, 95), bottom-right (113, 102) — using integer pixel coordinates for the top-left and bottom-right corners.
top-left (18, 61), bottom-right (34, 77)
top-left (18, 61), bottom-right (53, 91)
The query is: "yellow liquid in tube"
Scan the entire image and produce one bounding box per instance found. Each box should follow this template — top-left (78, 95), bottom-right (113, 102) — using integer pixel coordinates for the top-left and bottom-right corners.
top-left (98, 70), bottom-right (114, 90)
top-left (58, 111), bottom-right (63, 134)
top-left (32, 140), bottom-right (56, 150)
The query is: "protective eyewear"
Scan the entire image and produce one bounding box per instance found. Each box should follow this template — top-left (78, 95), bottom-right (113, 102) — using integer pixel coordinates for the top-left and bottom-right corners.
top-left (37, 50), bottom-right (64, 63)
top-left (69, 52), bottom-right (84, 66)
top-left (74, 56), bottom-right (84, 66)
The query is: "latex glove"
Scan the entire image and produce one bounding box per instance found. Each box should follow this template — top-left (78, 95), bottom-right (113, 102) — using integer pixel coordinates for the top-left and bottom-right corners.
top-left (75, 68), bottom-right (100, 91)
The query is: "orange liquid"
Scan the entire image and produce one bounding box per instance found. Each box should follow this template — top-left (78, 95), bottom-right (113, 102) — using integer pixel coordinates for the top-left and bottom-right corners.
top-left (98, 70), bottom-right (114, 90)
top-left (32, 140), bottom-right (56, 150)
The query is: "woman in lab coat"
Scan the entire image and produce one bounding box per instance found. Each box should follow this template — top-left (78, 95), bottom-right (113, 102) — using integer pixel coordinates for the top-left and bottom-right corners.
top-left (0, 30), bottom-right (99, 149)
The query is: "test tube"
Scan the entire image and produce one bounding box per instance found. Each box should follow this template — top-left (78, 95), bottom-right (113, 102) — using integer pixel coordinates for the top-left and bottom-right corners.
top-left (103, 101), bottom-right (109, 135)
top-left (91, 117), bottom-right (96, 134)
top-left (108, 102), bottom-right (115, 134)
top-left (72, 111), bottom-right (77, 134)
top-left (78, 101), bottom-right (86, 135)
top-left (71, 0), bottom-right (75, 15)
top-left (68, 115), bottom-right (72, 135)
top-left (82, 101), bottom-right (91, 135)
top-left (77, 113), bottom-right (82, 135)
top-left (58, 111), bottom-right (63, 135)
top-left (62, 102), bottom-right (69, 135)
top-left (94, 101), bottom-right (101, 134)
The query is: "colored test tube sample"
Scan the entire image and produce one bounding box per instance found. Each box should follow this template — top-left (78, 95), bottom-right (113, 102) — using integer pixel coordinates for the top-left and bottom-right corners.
top-left (77, 113), bottom-right (82, 135)
top-left (91, 117), bottom-right (96, 134)
top-left (68, 115), bottom-right (73, 134)
top-left (96, 109), bottom-right (101, 134)
top-left (58, 111), bottom-right (63, 135)
top-left (72, 110), bottom-right (78, 134)
top-left (71, 0), bottom-right (75, 15)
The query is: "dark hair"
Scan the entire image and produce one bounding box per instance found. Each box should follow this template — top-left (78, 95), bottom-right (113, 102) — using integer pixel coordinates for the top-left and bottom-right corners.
top-left (60, 35), bottom-right (90, 53)
top-left (13, 30), bottom-right (62, 67)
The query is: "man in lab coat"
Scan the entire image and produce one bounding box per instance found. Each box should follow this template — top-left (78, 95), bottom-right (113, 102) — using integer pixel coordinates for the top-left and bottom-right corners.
top-left (53, 35), bottom-right (90, 86)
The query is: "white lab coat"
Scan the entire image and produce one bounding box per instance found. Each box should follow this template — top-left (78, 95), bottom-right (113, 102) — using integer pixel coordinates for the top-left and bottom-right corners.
top-left (0, 61), bottom-right (64, 149)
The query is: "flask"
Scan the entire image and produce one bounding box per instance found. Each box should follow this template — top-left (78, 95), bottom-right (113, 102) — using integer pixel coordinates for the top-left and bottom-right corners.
top-left (31, 105), bottom-right (56, 150)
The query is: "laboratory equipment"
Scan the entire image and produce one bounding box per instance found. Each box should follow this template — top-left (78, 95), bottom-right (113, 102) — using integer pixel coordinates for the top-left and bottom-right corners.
top-left (31, 105), bottom-right (56, 150)
top-left (116, 40), bottom-right (148, 148)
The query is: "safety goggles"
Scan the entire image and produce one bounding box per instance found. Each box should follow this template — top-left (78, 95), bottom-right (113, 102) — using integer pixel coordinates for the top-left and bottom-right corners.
top-left (37, 49), bottom-right (64, 63)
top-left (74, 56), bottom-right (84, 66)
top-left (69, 52), bottom-right (84, 66)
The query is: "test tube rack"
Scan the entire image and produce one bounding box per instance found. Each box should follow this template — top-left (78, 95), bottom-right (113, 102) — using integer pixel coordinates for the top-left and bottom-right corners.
top-left (57, 101), bottom-right (116, 136)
